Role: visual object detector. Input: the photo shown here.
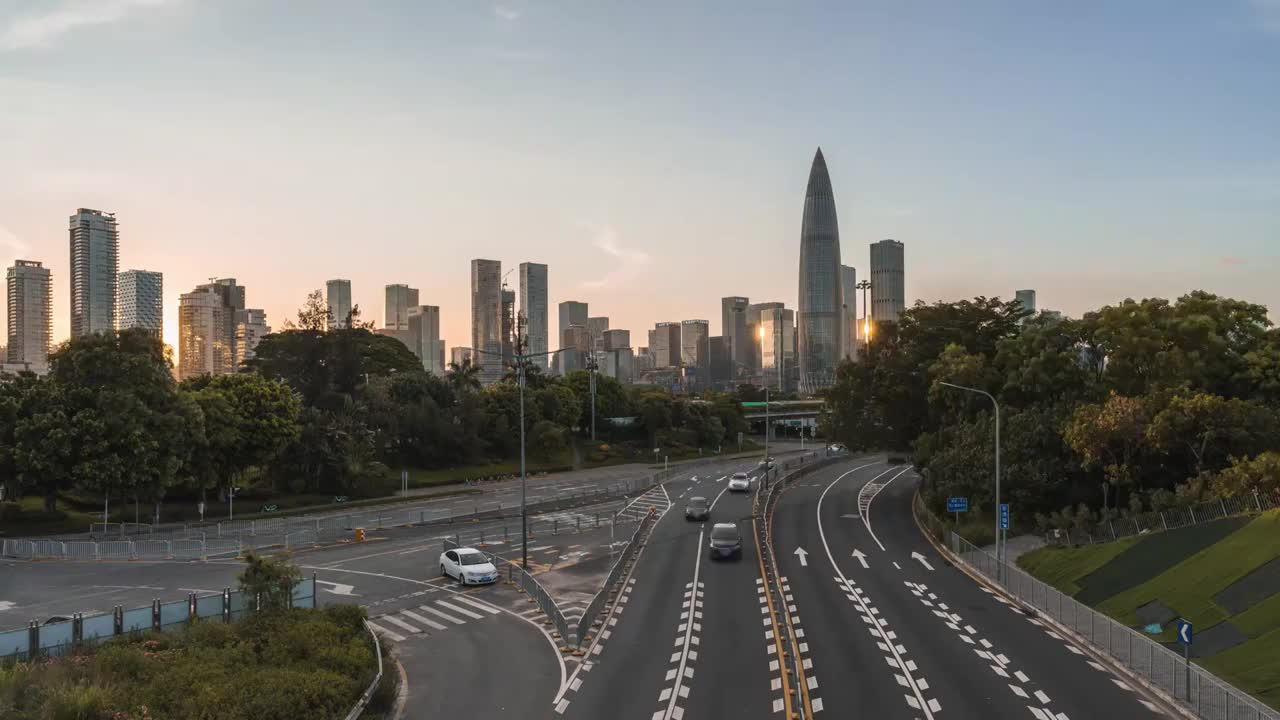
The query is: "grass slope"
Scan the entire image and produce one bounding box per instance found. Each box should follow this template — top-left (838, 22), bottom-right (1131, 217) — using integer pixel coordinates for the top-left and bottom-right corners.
top-left (1017, 538), bottom-right (1138, 595)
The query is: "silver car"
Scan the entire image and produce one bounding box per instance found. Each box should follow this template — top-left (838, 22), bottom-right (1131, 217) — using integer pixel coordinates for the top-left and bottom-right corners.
top-left (685, 496), bottom-right (709, 521)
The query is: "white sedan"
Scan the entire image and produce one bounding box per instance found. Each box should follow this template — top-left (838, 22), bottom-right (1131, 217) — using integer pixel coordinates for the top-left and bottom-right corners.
top-left (728, 472), bottom-right (752, 492)
top-left (439, 547), bottom-right (500, 585)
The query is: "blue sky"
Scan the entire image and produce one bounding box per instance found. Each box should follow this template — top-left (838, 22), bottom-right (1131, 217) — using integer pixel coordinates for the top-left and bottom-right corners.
top-left (1, 0), bottom-right (1278, 353)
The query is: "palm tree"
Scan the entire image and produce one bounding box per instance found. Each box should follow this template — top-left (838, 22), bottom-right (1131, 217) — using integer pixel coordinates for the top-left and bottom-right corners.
top-left (446, 358), bottom-right (483, 393)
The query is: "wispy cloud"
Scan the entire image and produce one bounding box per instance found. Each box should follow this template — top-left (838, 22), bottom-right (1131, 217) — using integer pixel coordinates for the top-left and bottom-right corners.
top-left (578, 223), bottom-right (651, 289)
top-left (493, 5), bottom-right (521, 22)
top-left (1221, 256), bottom-right (1247, 267)
top-left (0, 0), bottom-right (179, 51)
top-left (1247, 0), bottom-right (1280, 34)
top-left (0, 225), bottom-right (31, 260)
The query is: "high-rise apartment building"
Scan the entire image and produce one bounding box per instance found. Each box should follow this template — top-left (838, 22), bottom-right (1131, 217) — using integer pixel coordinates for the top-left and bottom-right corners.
top-left (326, 279), bottom-right (352, 329)
top-left (602, 329), bottom-right (630, 352)
top-left (796, 149), bottom-right (843, 392)
top-left (501, 289), bottom-right (516, 366)
top-left (587, 317), bottom-right (610, 351)
top-left (409, 305), bottom-right (445, 375)
top-left (721, 296), bottom-right (749, 377)
top-left (709, 336), bottom-right (730, 387)
top-left (652, 322), bottom-right (681, 368)
top-left (69, 208), bottom-right (119, 338)
top-left (178, 285), bottom-right (234, 380)
top-left (519, 263), bottom-right (548, 367)
top-left (6, 260), bottom-right (52, 367)
top-left (748, 302), bottom-right (783, 375)
top-left (840, 265), bottom-right (857, 360)
top-left (680, 319), bottom-right (709, 369)
top-left (760, 306), bottom-right (796, 392)
top-left (869, 239), bottom-right (906, 325)
top-left (557, 301), bottom-right (588, 373)
top-left (118, 269), bottom-right (163, 339)
top-left (384, 284), bottom-right (419, 331)
top-left (471, 259), bottom-right (503, 383)
top-left (234, 308), bottom-right (271, 368)
top-left (560, 325), bottom-right (590, 373)
top-left (1016, 289), bottom-right (1037, 316)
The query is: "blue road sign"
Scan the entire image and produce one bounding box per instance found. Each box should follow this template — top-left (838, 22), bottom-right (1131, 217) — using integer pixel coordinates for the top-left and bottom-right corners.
top-left (946, 497), bottom-right (969, 513)
top-left (1177, 619), bottom-right (1193, 645)
top-left (999, 504), bottom-right (1010, 530)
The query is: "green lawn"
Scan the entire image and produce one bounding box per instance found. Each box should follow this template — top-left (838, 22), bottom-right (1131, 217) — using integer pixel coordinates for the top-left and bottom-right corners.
top-left (1018, 537), bottom-right (1140, 595)
top-left (1202, 625), bottom-right (1280, 710)
top-left (1097, 510), bottom-right (1280, 628)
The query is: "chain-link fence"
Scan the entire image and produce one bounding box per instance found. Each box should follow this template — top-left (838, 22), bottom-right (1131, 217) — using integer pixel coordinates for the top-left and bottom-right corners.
top-left (1048, 489), bottom-right (1279, 547)
top-left (947, 531), bottom-right (1278, 720)
top-left (0, 576), bottom-right (317, 662)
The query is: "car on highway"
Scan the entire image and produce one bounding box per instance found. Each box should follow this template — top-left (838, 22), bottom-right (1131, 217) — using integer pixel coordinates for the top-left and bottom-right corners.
top-left (728, 472), bottom-right (752, 492)
top-left (708, 523), bottom-right (742, 560)
top-left (439, 547), bottom-right (499, 585)
top-left (685, 496), bottom-right (709, 520)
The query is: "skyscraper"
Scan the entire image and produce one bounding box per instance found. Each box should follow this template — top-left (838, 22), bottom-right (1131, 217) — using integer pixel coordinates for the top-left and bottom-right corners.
top-left (1016, 289), bottom-right (1037, 315)
top-left (587, 317), bottom-right (610, 351)
top-left (178, 285), bottom-right (234, 380)
top-left (118, 270), bottom-right (163, 339)
top-left (451, 347), bottom-right (473, 368)
top-left (326, 279), bottom-right (352, 329)
top-left (749, 301), bottom-right (784, 378)
top-left (519, 262), bottom-right (548, 367)
top-left (869, 239), bottom-right (905, 325)
top-left (840, 265), bottom-right (857, 361)
top-left (721, 296), bottom-right (749, 377)
top-left (652, 322), bottom-right (681, 368)
top-left (6, 260), bottom-right (52, 367)
top-left (680, 319), bottom-right (709, 369)
top-left (471, 259), bottom-right (503, 383)
top-left (385, 284), bottom-right (419, 331)
top-left (234, 308), bottom-right (271, 368)
top-left (796, 149), bottom-right (843, 392)
top-left (69, 208), bottom-right (119, 338)
top-left (561, 325), bottom-right (590, 373)
top-left (760, 306), bottom-right (796, 392)
top-left (602, 328), bottom-right (630, 352)
top-left (557, 301), bottom-right (588, 373)
top-left (409, 305), bottom-right (445, 374)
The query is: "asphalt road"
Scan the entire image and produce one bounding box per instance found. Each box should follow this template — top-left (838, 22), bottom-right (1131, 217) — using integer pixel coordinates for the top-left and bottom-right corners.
top-left (772, 458), bottom-right (1167, 720)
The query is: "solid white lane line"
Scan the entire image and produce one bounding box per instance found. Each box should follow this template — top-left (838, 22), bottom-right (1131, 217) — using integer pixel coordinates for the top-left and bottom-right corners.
top-left (453, 595), bottom-right (503, 615)
top-left (420, 605), bottom-right (466, 625)
top-left (860, 465), bottom-right (913, 552)
top-left (436, 600), bottom-right (485, 620)
top-left (818, 463), bottom-right (935, 720)
top-left (365, 620), bottom-right (406, 642)
top-left (381, 615), bottom-right (422, 634)
top-left (663, 530), bottom-right (705, 720)
top-left (401, 609), bottom-right (448, 631)
top-left (708, 484), bottom-right (732, 512)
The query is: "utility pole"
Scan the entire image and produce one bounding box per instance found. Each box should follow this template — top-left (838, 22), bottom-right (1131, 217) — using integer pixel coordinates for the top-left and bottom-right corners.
top-left (856, 279), bottom-right (872, 355)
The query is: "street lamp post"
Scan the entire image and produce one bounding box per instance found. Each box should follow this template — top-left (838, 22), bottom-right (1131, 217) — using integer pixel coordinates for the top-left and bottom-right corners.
top-left (857, 279), bottom-right (872, 356)
top-left (458, 344), bottom-right (568, 569)
top-left (938, 381), bottom-right (1002, 578)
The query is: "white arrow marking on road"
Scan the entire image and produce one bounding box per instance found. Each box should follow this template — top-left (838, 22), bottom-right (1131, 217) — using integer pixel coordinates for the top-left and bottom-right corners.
top-left (851, 549), bottom-right (869, 569)
top-left (0, 601), bottom-right (16, 612)
top-left (794, 547), bottom-right (809, 567)
top-left (841, 513), bottom-right (860, 519)
top-left (911, 552), bottom-right (935, 572)
top-left (316, 580), bottom-right (359, 596)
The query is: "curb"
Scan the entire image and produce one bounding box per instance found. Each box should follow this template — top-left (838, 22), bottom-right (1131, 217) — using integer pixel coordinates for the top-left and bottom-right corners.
top-left (910, 491), bottom-right (1196, 720)
top-left (391, 653), bottom-right (409, 720)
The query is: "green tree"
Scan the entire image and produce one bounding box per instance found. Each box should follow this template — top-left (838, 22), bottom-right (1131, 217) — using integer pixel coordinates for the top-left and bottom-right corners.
top-left (1063, 392), bottom-right (1157, 502)
top-left (237, 552), bottom-right (303, 611)
top-left (1207, 452), bottom-right (1280, 498)
top-left (245, 327), bottom-right (421, 405)
top-left (528, 419), bottom-right (568, 460)
top-left (284, 289), bottom-right (333, 332)
top-left (1146, 393), bottom-right (1280, 477)
top-left (445, 358), bottom-right (483, 394)
top-left (184, 373), bottom-right (301, 496)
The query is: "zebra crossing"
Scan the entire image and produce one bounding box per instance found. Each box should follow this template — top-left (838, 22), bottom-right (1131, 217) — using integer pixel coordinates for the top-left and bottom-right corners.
top-left (614, 485), bottom-right (671, 523)
top-left (366, 594), bottom-right (503, 643)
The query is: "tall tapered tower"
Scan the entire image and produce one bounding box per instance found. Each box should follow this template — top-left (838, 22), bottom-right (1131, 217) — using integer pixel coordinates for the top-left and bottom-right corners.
top-left (797, 147), bottom-right (843, 392)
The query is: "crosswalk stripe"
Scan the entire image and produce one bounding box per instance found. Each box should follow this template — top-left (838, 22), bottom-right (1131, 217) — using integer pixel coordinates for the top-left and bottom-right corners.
top-left (436, 600), bottom-right (485, 620)
top-left (401, 609), bottom-right (448, 630)
top-left (453, 596), bottom-right (502, 615)
top-left (365, 620), bottom-right (406, 642)
top-left (380, 615), bottom-right (421, 634)
top-left (420, 604), bottom-right (467, 625)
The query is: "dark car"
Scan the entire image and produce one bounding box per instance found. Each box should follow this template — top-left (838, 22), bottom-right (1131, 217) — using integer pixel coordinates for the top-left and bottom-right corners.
top-left (685, 496), bottom-right (709, 521)
top-left (708, 523), bottom-right (742, 560)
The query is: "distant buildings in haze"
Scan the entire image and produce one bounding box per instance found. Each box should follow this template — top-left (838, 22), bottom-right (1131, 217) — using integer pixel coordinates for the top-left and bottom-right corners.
top-left (869, 239), bottom-right (905, 325)
top-left (840, 265), bottom-right (857, 361)
top-left (796, 149), bottom-right (843, 392)
top-left (384, 284), bottom-right (418, 331)
top-left (118, 269), bottom-right (163, 339)
top-left (178, 277), bottom-right (267, 380)
top-left (69, 208), bottom-right (119, 339)
top-left (1016, 289), bottom-right (1037, 315)
top-left (470, 259), bottom-right (503, 383)
top-left (6, 260), bottom-right (52, 370)
top-left (326, 279), bottom-right (352, 329)
top-left (519, 263), bottom-right (548, 367)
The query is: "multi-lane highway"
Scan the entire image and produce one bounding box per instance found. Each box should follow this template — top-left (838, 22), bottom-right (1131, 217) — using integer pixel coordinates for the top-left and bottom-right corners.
top-left (3, 452), bottom-right (1183, 719)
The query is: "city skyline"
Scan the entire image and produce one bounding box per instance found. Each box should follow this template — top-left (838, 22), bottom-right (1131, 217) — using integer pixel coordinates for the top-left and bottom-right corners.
top-left (2, 3), bottom-right (1278, 359)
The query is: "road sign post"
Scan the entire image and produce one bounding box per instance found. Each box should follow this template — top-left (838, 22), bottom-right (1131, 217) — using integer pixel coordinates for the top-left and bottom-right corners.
top-left (947, 497), bottom-right (969, 526)
top-left (1177, 618), bottom-right (1193, 701)
top-left (999, 503), bottom-right (1011, 583)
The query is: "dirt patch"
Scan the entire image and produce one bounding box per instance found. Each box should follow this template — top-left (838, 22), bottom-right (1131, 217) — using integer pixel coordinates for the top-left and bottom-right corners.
top-left (1188, 621), bottom-right (1249, 658)
top-left (1135, 599), bottom-right (1179, 627)
top-left (1076, 516), bottom-right (1250, 606)
top-left (1214, 556), bottom-right (1280, 615)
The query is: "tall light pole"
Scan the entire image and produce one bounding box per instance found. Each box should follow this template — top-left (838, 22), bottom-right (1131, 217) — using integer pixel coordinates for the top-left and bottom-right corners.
top-left (937, 381), bottom-right (1002, 576)
top-left (458, 342), bottom-right (568, 569)
top-left (759, 326), bottom-right (770, 461)
top-left (587, 346), bottom-right (634, 441)
top-left (856, 279), bottom-right (872, 355)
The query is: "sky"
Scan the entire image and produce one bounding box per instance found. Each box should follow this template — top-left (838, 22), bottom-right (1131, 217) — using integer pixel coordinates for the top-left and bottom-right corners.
top-left (2, 0), bottom-right (1278, 361)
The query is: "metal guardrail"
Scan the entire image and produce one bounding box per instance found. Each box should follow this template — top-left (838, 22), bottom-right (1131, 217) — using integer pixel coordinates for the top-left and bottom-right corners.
top-left (938, 519), bottom-right (1279, 720)
top-left (0, 576), bottom-right (318, 662)
top-left (1046, 490), bottom-right (1279, 547)
top-left (574, 507), bottom-right (658, 648)
top-left (343, 619), bottom-right (384, 720)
